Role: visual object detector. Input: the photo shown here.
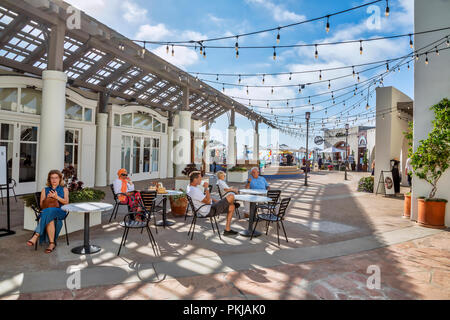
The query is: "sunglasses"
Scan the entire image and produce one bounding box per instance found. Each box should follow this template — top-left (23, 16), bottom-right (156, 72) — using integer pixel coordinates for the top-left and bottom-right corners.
top-left (121, 173), bottom-right (128, 177)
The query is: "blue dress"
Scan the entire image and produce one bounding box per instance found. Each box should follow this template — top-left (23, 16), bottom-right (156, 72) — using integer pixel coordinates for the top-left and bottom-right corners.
top-left (35, 186), bottom-right (68, 244)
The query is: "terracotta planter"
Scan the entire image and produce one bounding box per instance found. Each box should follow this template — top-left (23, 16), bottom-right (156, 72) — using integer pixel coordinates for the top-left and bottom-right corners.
top-left (417, 198), bottom-right (447, 229)
top-left (403, 194), bottom-right (411, 218)
top-left (169, 197), bottom-right (188, 216)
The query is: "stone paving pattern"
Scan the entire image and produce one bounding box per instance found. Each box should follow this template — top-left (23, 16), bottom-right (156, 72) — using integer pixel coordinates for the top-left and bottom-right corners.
top-left (0, 171), bottom-right (448, 300)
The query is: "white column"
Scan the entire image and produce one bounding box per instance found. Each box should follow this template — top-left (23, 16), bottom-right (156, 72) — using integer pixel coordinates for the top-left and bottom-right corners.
top-left (412, 0), bottom-right (450, 226)
top-left (95, 113), bottom-right (108, 186)
top-left (227, 126), bottom-right (236, 167)
top-left (203, 123), bottom-right (210, 172)
top-left (167, 125), bottom-right (174, 178)
top-left (174, 110), bottom-right (191, 177)
top-left (36, 70), bottom-right (67, 190)
top-left (253, 122), bottom-right (259, 162)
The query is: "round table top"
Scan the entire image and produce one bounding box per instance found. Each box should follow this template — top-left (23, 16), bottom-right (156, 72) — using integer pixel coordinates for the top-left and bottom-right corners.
top-left (61, 202), bottom-right (113, 213)
top-left (234, 195), bottom-right (272, 203)
top-left (239, 189), bottom-right (268, 195)
top-left (157, 190), bottom-right (183, 196)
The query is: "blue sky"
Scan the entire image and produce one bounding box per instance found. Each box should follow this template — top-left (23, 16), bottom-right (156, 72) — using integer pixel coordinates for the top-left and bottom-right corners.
top-left (67, 0), bottom-right (414, 157)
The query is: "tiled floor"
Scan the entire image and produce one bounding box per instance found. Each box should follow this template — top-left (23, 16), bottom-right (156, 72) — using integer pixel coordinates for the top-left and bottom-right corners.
top-left (0, 170), bottom-right (448, 300)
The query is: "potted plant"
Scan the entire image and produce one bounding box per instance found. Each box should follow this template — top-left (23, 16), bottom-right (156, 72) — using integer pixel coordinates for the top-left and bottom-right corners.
top-left (327, 164), bottom-right (333, 171)
top-left (227, 166), bottom-right (249, 183)
top-left (169, 191), bottom-right (188, 216)
top-left (410, 98), bottom-right (449, 228)
top-left (357, 176), bottom-right (374, 193)
top-left (403, 121), bottom-right (413, 218)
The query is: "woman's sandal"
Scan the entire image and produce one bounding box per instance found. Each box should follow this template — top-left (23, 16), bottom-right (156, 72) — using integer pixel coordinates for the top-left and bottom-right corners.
top-left (26, 234), bottom-right (39, 247)
top-left (45, 242), bottom-right (57, 254)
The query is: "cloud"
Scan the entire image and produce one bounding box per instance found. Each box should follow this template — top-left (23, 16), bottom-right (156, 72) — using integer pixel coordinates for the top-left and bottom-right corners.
top-left (246, 0), bottom-right (306, 23)
top-left (135, 23), bottom-right (172, 41)
top-left (151, 45), bottom-right (199, 69)
top-left (122, 1), bottom-right (148, 23)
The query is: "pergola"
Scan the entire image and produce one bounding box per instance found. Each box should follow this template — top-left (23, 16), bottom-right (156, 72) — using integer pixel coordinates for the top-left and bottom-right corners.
top-left (0, 0), bottom-right (276, 127)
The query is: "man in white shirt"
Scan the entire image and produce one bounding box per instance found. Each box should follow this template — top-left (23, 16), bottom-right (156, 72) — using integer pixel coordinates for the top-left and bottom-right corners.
top-left (187, 171), bottom-right (238, 236)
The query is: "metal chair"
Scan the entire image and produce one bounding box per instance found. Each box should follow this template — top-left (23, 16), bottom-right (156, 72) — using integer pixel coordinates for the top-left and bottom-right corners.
top-left (184, 185), bottom-right (214, 222)
top-left (139, 190), bottom-right (161, 234)
top-left (109, 184), bottom-right (132, 222)
top-left (30, 191), bottom-right (70, 250)
top-left (117, 197), bottom-right (157, 256)
top-left (217, 185), bottom-right (241, 219)
top-left (251, 197), bottom-right (291, 246)
top-left (186, 194), bottom-right (222, 241)
top-left (0, 178), bottom-right (17, 205)
top-left (256, 189), bottom-right (281, 215)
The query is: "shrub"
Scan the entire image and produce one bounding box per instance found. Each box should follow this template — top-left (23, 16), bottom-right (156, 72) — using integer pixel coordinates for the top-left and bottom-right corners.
top-left (228, 166), bottom-right (248, 172)
top-left (358, 176), bottom-right (374, 193)
top-left (69, 188), bottom-right (105, 203)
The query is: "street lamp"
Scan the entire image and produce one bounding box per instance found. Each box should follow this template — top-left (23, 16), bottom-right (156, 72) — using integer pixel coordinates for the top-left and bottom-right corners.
top-left (305, 112), bottom-right (310, 186)
top-left (345, 123), bottom-right (349, 181)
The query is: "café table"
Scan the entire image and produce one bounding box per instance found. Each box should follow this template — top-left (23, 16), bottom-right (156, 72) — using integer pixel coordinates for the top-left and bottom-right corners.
top-left (155, 190), bottom-right (183, 227)
top-left (238, 189), bottom-right (268, 196)
top-left (234, 194), bottom-right (272, 237)
top-left (61, 202), bottom-right (113, 255)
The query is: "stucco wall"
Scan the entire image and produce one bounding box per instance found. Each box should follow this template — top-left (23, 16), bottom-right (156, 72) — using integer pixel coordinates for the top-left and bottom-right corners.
top-left (412, 0), bottom-right (450, 226)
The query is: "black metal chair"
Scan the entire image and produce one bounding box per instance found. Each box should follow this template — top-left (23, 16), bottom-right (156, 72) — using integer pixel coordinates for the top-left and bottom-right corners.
top-left (184, 185), bottom-right (214, 221)
top-left (0, 178), bottom-right (17, 205)
top-left (30, 191), bottom-right (70, 250)
top-left (251, 197), bottom-right (291, 246)
top-left (217, 185), bottom-right (240, 218)
top-left (117, 196), bottom-right (157, 256)
top-left (256, 189), bottom-right (281, 215)
top-left (109, 184), bottom-right (132, 222)
top-left (139, 190), bottom-right (162, 234)
top-left (186, 194), bottom-right (222, 241)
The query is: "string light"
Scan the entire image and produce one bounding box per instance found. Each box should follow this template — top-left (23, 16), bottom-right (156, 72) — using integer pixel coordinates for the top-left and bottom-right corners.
top-left (166, 44), bottom-right (169, 54)
top-left (119, 43), bottom-right (125, 51)
top-left (319, 70), bottom-right (322, 81)
top-left (415, 54), bottom-right (419, 61)
top-left (436, 46), bottom-right (439, 56)
top-left (357, 73), bottom-right (360, 82)
top-left (386, 62), bottom-right (389, 72)
top-left (141, 41), bottom-right (146, 58)
top-left (447, 36), bottom-right (450, 46)
top-left (222, 83), bottom-right (225, 92)
top-left (216, 74), bottom-right (219, 81)
top-left (273, 47), bottom-right (277, 60)
top-left (203, 47), bottom-right (206, 58)
top-left (409, 34), bottom-right (413, 48)
top-left (262, 74), bottom-right (265, 84)
top-left (298, 85), bottom-right (302, 93)
top-left (326, 16), bottom-right (330, 33)
top-left (276, 28), bottom-right (281, 44)
top-left (425, 53), bottom-right (429, 65)
top-left (385, 0), bottom-right (390, 17)
top-left (289, 72), bottom-right (292, 81)
top-left (199, 46), bottom-right (203, 55)
top-left (235, 36), bottom-right (239, 52)
top-left (315, 44), bottom-right (319, 59)
top-left (328, 80), bottom-right (331, 89)
top-left (246, 86), bottom-right (249, 95)
top-left (360, 40), bottom-right (363, 55)
top-left (352, 66), bottom-right (356, 77)
top-left (171, 44), bottom-right (174, 56)
top-left (271, 87), bottom-right (274, 94)
top-left (238, 75), bottom-right (241, 84)
top-left (236, 49), bottom-right (239, 59)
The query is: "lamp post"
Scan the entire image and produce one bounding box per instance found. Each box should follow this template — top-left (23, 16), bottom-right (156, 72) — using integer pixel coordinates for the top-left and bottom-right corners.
top-left (305, 112), bottom-right (310, 186)
top-left (345, 123), bottom-right (349, 181)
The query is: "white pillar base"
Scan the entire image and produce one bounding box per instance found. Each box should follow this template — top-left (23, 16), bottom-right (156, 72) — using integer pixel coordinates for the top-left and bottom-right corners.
top-left (227, 126), bottom-right (236, 167)
top-left (174, 111), bottom-right (191, 177)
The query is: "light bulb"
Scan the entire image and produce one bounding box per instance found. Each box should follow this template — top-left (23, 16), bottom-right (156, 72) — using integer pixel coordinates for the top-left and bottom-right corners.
top-left (262, 74), bottom-right (265, 84)
top-left (385, 0), bottom-right (390, 17)
top-left (235, 37), bottom-right (239, 52)
top-left (199, 46), bottom-right (203, 55)
top-left (171, 45), bottom-right (174, 57)
top-left (315, 44), bottom-right (318, 59)
top-left (289, 73), bottom-right (292, 81)
top-left (409, 35), bottom-right (413, 48)
top-left (360, 41), bottom-right (363, 55)
top-left (203, 48), bottom-right (206, 58)
top-left (236, 50), bottom-right (239, 59)
top-left (326, 16), bottom-right (330, 33)
top-left (425, 54), bottom-right (429, 65)
top-left (276, 28), bottom-right (280, 44)
top-left (238, 75), bottom-right (241, 84)
top-left (436, 47), bottom-right (439, 56)
top-left (328, 81), bottom-right (331, 90)
top-left (273, 47), bottom-right (276, 60)
top-left (271, 87), bottom-right (274, 94)
top-left (319, 70), bottom-right (322, 81)
top-left (166, 44), bottom-right (169, 54)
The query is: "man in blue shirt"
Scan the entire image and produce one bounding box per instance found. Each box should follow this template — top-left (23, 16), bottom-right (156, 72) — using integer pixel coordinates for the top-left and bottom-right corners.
top-left (245, 167), bottom-right (269, 190)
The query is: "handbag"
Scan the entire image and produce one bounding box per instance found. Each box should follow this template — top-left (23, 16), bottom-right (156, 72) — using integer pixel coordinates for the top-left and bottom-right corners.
top-left (41, 196), bottom-right (59, 209)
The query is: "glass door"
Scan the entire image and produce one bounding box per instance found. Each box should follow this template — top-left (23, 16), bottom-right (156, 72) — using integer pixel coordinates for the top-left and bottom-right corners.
top-left (121, 135), bottom-right (132, 174)
top-left (0, 123), bottom-right (14, 180)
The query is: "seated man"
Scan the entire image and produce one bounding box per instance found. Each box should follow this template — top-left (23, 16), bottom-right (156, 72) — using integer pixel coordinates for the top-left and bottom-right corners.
top-left (245, 167), bottom-right (269, 190)
top-left (187, 171), bottom-right (238, 236)
top-left (243, 167), bottom-right (269, 216)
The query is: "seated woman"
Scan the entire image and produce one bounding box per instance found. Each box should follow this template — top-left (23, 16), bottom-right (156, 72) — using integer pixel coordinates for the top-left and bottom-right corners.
top-left (113, 168), bottom-right (143, 217)
top-left (26, 170), bottom-right (69, 253)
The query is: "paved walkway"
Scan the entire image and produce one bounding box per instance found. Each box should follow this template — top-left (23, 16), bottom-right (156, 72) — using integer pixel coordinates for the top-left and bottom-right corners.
top-left (0, 171), bottom-right (448, 299)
